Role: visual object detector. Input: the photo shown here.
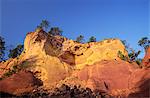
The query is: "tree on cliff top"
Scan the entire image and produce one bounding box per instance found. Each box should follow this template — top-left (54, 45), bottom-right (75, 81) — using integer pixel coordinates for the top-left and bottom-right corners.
top-left (8, 44), bottom-right (24, 58)
top-left (48, 27), bottom-right (62, 36)
top-left (37, 20), bottom-right (50, 31)
top-left (120, 39), bottom-right (141, 65)
top-left (138, 37), bottom-right (150, 51)
top-left (0, 36), bottom-right (5, 61)
top-left (76, 35), bottom-right (84, 43)
top-left (121, 40), bottom-right (129, 49)
top-left (88, 36), bottom-right (96, 42)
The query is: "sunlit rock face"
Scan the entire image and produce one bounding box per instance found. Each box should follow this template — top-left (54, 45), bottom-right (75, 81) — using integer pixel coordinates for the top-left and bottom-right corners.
top-left (23, 30), bottom-right (70, 87)
top-left (62, 38), bottom-right (128, 69)
top-left (19, 30), bottom-right (127, 86)
top-left (3, 30), bottom-right (148, 97)
top-left (24, 30), bottom-right (128, 68)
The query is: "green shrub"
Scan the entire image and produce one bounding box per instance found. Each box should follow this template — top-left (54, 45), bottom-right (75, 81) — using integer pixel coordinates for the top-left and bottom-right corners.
top-left (117, 51), bottom-right (128, 61)
top-left (135, 58), bottom-right (142, 68)
top-left (135, 59), bottom-right (142, 65)
top-left (76, 35), bottom-right (84, 43)
top-left (88, 36), bottom-right (96, 42)
top-left (3, 70), bottom-right (14, 77)
top-left (1, 61), bottom-right (29, 79)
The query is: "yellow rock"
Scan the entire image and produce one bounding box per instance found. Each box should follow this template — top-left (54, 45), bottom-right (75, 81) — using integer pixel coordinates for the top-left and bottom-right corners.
top-left (0, 30), bottom-right (127, 88)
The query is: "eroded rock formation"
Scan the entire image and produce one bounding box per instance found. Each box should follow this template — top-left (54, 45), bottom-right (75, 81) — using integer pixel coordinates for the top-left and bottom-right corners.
top-left (0, 30), bottom-right (149, 97)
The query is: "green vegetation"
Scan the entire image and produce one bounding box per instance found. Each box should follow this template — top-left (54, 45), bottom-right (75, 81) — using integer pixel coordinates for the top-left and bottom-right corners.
top-left (119, 38), bottom-right (150, 67)
top-left (138, 37), bottom-right (150, 51)
top-left (3, 69), bottom-right (16, 77)
top-left (121, 40), bottom-right (142, 66)
top-left (76, 35), bottom-right (84, 43)
top-left (0, 84), bottom-right (111, 97)
top-left (48, 27), bottom-right (62, 36)
top-left (50, 84), bottom-right (110, 98)
top-left (38, 20), bottom-right (50, 31)
top-left (117, 51), bottom-right (128, 61)
top-left (136, 58), bottom-right (142, 66)
top-left (117, 49), bottom-right (142, 66)
top-left (0, 36), bottom-right (5, 61)
top-left (121, 40), bottom-right (129, 49)
top-left (88, 36), bottom-right (96, 42)
top-left (36, 20), bottom-right (63, 36)
top-left (128, 50), bottom-right (141, 61)
top-left (8, 44), bottom-right (24, 58)
top-left (1, 61), bottom-right (29, 79)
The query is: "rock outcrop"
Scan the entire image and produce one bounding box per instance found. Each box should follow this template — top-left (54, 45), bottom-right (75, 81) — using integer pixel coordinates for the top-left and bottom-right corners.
top-left (128, 68), bottom-right (150, 97)
top-left (73, 60), bottom-right (135, 91)
top-left (24, 30), bottom-right (128, 87)
top-left (0, 30), bottom-right (127, 87)
top-left (141, 47), bottom-right (150, 67)
top-left (0, 30), bottom-right (149, 97)
top-left (0, 70), bottom-right (42, 95)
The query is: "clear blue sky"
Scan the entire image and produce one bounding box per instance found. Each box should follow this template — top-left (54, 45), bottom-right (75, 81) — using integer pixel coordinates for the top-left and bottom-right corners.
top-left (0, 0), bottom-right (149, 58)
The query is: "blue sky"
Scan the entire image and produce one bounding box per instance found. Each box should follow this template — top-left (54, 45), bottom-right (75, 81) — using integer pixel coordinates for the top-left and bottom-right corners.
top-left (0, 0), bottom-right (149, 58)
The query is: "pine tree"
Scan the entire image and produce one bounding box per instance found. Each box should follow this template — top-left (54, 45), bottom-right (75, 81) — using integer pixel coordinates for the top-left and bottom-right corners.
top-left (0, 36), bottom-right (5, 61)
top-left (48, 27), bottom-right (62, 36)
top-left (138, 37), bottom-right (150, 51)
top-left (88, 36), bottom-right (96, 42)
top-left (76, 35), bottom-right (84, 43)
top-left (8, 44), bottom-right (24, 58)
top-left (36, 20), bottom-right (50, 31)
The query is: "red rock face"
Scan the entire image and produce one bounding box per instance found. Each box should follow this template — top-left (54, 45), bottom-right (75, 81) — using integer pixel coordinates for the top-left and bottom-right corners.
top-left (72, 60), bottom-right (150, 97)
top-left (128, 68), bottom-right (150, 97)
top-left (0, 70), bottom-right (42, 95)
top-left (0, 59), bottom-right (14, 77)
top-left (73, 60), bottom-right (135, 92)
top-left (141, 47), bottom-right (150, 67)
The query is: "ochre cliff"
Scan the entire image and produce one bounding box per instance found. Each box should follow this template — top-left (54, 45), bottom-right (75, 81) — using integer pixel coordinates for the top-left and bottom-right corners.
top-left (24, 30), bottom-right (127, 68)
top-left (0, 30), bottom-right (149, 97)
top-left (0, 30), bottom-right (127, 86)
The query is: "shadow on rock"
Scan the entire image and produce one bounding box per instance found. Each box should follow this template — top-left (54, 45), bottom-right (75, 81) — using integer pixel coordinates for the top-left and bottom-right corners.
top-left (128, 78), bottom-right (150, 98)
